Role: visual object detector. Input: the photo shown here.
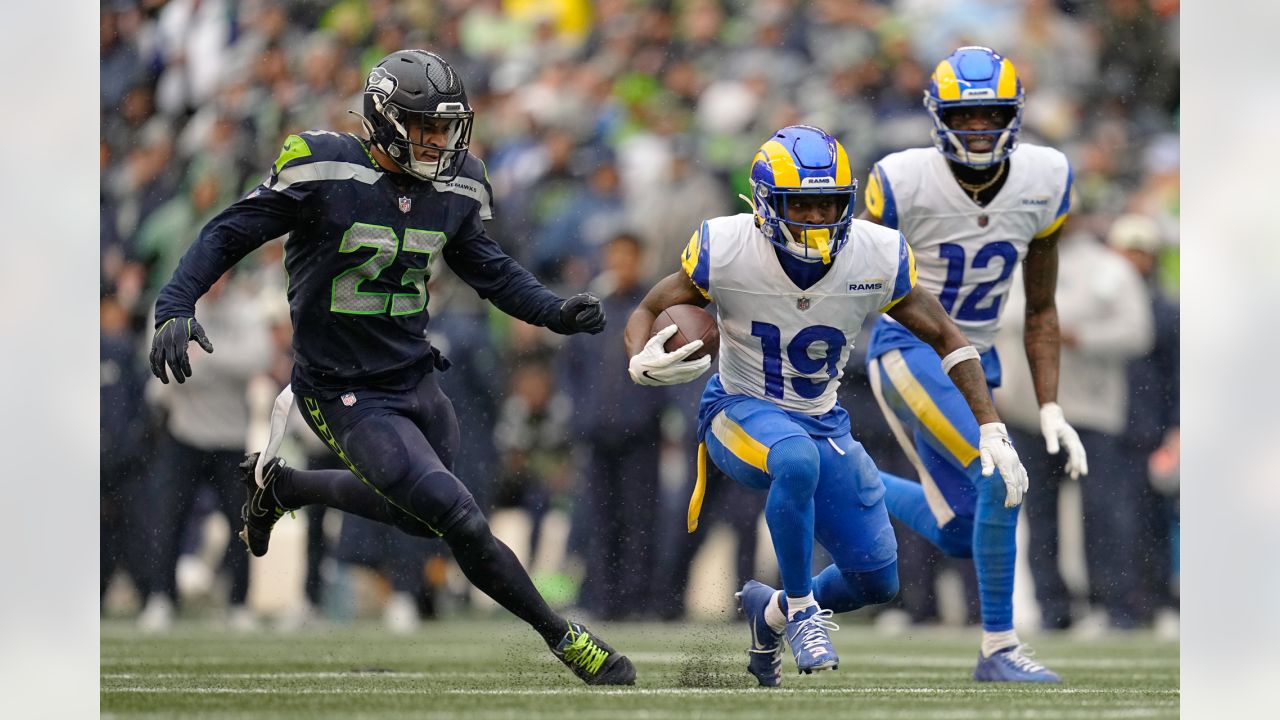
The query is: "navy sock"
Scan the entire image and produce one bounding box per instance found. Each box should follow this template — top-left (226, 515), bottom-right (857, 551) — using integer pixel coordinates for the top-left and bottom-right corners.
top-left (764, 437), bottom-right (820, 598)
top-left (812, 562), bottom-right (899, 613)
top-left (445, 511), bottom-right (566, 646)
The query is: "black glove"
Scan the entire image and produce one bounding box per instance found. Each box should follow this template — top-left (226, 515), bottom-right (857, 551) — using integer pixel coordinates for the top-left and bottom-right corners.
top-left (149, 316), bottom-right (215, 384)
top-left (559, 293), bottom-right (606, 334)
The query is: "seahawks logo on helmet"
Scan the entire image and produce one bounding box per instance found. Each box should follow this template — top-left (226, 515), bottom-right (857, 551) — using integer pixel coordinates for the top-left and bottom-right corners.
top-left (366, 67), bottom-right (398, 102)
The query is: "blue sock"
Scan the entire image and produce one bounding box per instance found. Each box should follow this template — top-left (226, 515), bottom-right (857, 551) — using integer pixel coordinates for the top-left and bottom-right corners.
top-left (765, 436), bottom-right (820, 597)
top-left (812, 562), bottom-right (899, 613)
top-left (881, 472), bottom-right (973, 558)
top-left (973, 472), bottom-right (1018, 631)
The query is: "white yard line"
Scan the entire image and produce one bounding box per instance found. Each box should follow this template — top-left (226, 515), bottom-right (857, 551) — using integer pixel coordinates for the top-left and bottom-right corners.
top-left (104, 686), bottom-right (1178, 697)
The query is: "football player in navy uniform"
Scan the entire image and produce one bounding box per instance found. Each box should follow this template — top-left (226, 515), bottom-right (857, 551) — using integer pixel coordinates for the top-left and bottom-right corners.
top-left (148, 49), bottom-right (634, 686)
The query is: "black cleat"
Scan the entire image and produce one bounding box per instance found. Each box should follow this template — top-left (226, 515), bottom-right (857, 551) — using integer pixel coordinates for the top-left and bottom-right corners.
top-left (551, 622), bottom-right (636, 686)
top-left (238, 453), bottom-right (291, 558)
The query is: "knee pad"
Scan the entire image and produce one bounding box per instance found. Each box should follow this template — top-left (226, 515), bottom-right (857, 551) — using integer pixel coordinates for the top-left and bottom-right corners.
top-left (439, 496), bottom-right (486, 542)
top-left (767, 436), bottom-right (820, 497)
top-left (843, 563), bottom-right (900, 606)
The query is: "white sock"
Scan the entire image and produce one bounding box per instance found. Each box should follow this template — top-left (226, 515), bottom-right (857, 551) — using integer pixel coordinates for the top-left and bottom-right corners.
top-left (763, 591), bottom-right (786, 632)
top-left (785, 592), bottom-right (818, 621)
top-left (981, 629), bottom-right (1020, 658)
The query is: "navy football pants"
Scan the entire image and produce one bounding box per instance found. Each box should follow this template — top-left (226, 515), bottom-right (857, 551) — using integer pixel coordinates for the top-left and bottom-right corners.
top-left (295, 371), bottom-right (477, 538)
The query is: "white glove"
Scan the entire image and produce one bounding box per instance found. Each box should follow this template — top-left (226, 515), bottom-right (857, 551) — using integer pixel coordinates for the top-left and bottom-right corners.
top-left (628, 324), bottom-right (712, 386)
top-left (979, 422), bottom-right (1030, 508)
top-left (1039, 402), bottom-right (1088, 480)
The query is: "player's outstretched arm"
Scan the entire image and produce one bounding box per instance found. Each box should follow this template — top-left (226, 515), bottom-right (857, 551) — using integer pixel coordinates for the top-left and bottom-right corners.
top-left (887, 286), bottom-right (1029, 506)
top-left (1023, 231), bottom-right (1087, 479)
top-left (149, 190), bottom-right (298, 383)
top-left (624, 271), bottom-right (711, 387)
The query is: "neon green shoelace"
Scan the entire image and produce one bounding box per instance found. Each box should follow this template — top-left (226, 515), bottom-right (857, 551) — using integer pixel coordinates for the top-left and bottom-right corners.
top-left (563, 633), bottom-right (608, 674)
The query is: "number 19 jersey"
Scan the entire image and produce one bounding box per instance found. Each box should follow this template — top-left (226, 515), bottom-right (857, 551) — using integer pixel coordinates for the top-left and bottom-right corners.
top-left (681, 213), bottom-right (915, 416)
top-left (865, 145), bottom-right (1071, 352)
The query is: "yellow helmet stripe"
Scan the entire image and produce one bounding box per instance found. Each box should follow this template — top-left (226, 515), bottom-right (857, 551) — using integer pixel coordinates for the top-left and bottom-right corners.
top-left (760, 140), bottom-right (801, 187)
top-left (933, 60), bottom-right (961, 101)
top-left (834, 140), bottom-right (851, 186)
top-left (997, 57), bottom-right (1019, 98)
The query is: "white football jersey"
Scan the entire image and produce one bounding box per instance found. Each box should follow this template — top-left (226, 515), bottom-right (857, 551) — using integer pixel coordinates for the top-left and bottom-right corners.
top-left (680, 213), bottom-right (915, 415)
top-left (865, 144), bottom-right (1071, 352)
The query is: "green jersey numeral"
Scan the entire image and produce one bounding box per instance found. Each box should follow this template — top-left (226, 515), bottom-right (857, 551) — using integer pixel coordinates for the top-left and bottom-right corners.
top-left (330, 223), bottom-right (446, 316)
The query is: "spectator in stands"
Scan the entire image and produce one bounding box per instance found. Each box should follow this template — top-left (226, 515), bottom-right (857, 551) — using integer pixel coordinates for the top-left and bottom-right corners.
top-left (136, 271), bottom-right (272, 632)
top-left (996, 225), bottom-right (1154, 631)
top-left (1109, 213), bottom-right (1180, 635)
top-left (564, 233), bottom-right (668, 619)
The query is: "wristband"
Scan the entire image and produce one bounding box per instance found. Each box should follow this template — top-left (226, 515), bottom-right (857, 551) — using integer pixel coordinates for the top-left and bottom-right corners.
top-left (941, 345), bottom-right (980, 374)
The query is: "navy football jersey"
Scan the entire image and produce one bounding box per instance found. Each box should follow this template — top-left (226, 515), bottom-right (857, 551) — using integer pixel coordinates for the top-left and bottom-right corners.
top-left (155, 131), bottom-right (568, 397)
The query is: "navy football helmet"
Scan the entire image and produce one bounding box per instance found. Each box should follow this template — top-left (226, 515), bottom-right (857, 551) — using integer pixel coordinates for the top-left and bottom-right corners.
top-left (360, 49), bottom-right (474, 182)
top-left (924, 46), bottom-right (1025, 168)
top-left (747, 125), bottom-right (857, 264)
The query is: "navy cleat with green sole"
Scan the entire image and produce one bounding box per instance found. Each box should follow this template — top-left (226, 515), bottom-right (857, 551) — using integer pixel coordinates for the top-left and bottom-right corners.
top-left (736, 579), bottom-right (784, 687)
top-left (238, 453), bottom-right (292, 558)
top-left (551, 622), bottom-right (636, 686)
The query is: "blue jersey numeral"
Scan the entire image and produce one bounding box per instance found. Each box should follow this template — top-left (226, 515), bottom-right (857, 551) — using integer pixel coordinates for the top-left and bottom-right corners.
top-left (751, 322), bottom-right (846, 401)
top-left (937, 241), bottom-right (1018, 321)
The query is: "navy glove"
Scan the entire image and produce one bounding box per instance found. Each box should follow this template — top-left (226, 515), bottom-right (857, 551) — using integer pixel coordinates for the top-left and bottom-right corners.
top-left (149, 316), bottom-right (215, 384)
top-left (559, 293), bottom-right (606, 334)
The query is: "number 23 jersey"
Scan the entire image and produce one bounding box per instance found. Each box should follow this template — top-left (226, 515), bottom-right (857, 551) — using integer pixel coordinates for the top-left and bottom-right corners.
top-left (681, 213), bottom-right (916, 416)
top-left (155, 130), bottom-right (565, 398)
top-left (865, 144), bottom-right (1071, 352)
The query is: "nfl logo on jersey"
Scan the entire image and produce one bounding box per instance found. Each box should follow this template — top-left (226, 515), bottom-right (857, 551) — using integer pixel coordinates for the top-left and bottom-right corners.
top-left (341, 392), bottom-right (357, 406)
top-left (398, 196), bottom-right (412, 214)
top-left (797, 297), bottom-right (811, 311)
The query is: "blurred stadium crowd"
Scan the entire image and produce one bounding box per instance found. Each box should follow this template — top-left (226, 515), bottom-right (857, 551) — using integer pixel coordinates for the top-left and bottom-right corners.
top-left (100, 0), bottom-right (1179, 636)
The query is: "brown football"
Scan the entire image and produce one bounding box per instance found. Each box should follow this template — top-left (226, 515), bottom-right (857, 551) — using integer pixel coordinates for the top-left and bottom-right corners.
top-left (652, 304), bottom-right (719, 361)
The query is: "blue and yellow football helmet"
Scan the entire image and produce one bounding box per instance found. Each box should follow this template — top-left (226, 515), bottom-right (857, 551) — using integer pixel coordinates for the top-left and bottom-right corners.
top-left (747, 125), bottom-right (857, 264)
top-left (924, 46), bottom-right (1025, 168)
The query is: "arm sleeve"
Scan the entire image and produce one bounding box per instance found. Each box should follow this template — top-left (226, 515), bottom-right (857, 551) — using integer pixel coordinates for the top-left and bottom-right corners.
top-left (442, 210), bottom-right (568, 332)
top-left (864, 163), bottom-right (899, 228)
top-left (680, 220), bottom-right (712, 300)
top-left (1034, 161), bottom-right (1073, 239)
top-left (879, 233), bottom-right (917, 312)
top-left (153, 188), bottom-right (299, 323)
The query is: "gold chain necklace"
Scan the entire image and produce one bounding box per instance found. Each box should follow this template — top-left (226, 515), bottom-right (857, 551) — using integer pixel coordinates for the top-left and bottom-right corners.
top-left (954, 161), bottom-right (1006, 202)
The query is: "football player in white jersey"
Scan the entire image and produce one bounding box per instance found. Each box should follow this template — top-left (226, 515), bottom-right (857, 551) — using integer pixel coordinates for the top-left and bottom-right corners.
top-left (623, 125), bottom-right (1030, 687)
top-left (860, 46), bottom-right (1088, 683)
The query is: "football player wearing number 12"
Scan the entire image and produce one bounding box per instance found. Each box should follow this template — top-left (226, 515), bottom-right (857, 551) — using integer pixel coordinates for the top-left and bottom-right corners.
top-left (860, 46), bottom-right (1088, 683)
top-left (148, 49), bottom-right (634, 686)
top-left (624, 125), bottom-right (1030, 687)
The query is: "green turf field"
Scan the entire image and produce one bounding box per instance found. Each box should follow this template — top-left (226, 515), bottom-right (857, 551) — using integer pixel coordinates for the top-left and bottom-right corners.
top-left (102, 618), bottom-right (1178, 719)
